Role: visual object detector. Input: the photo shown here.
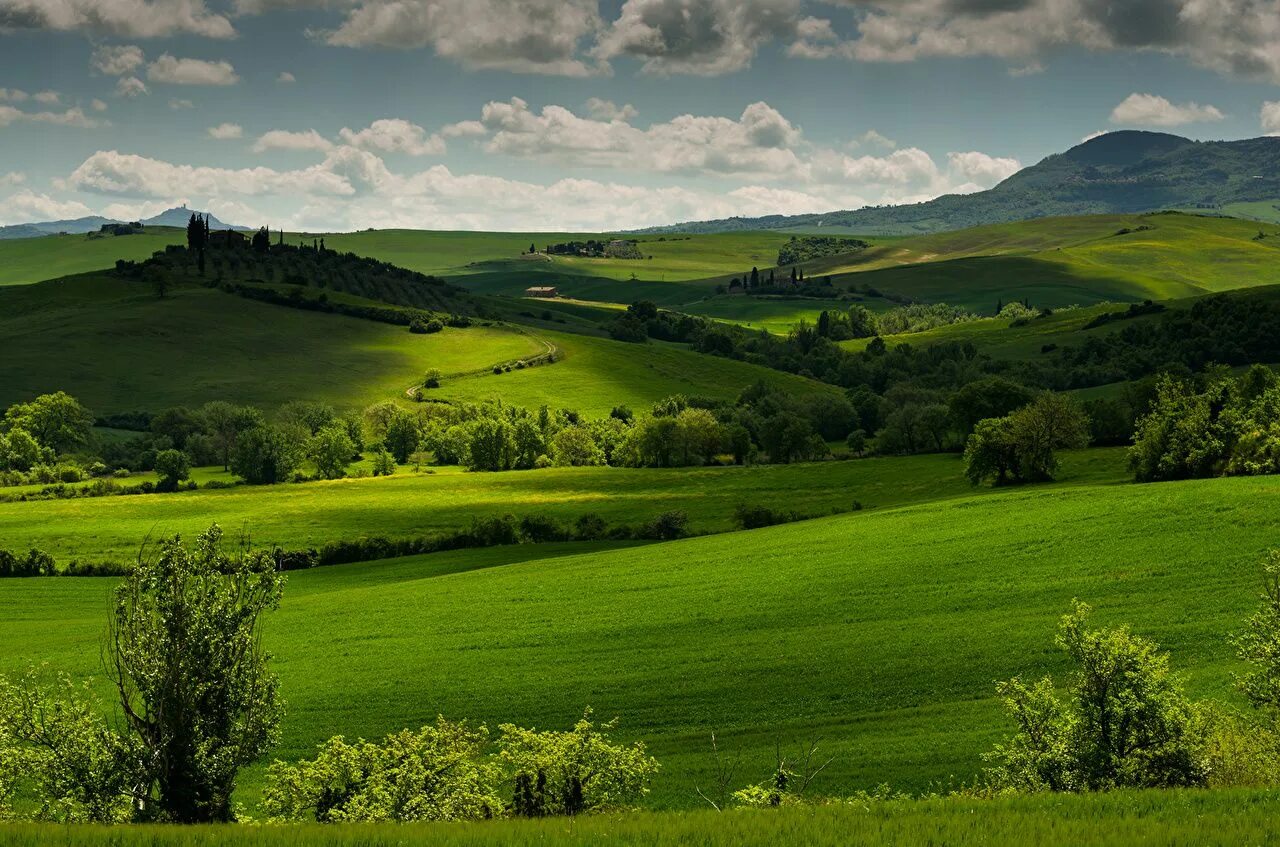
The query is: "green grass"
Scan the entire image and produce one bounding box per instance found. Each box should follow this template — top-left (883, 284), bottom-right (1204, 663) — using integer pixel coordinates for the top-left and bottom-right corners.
top-left (309, 230), bottom-right (798, 283)
top-left (681, 296), bottom-right (855, 333)
top-left (0, 274), bottom-right (542, 414)
top-left (436, 329), bottom-right (835, 415)
top-left (0, 790), bottom-right (1275, 845)
top-left (0, 228), bottom-right (185, 287)
top-left (0, 448), bottom-right (1125, 563)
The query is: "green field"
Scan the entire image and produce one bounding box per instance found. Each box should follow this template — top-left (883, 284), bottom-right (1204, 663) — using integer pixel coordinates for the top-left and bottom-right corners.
top-left (0, 274), bottom-right (542, 413)
top-left (0, 790), bottom-right (1274, 845)
top-left (0, 228), bottom-right (185, 287)
top-left (1, 456), bottom-right (1273, 810)
top-left (0, 449), bottom-right (1126, 563)
top-left (0, 273), bottom-right (827, 417)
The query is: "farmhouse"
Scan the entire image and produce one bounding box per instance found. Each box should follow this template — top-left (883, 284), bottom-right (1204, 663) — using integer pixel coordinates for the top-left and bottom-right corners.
top-left (525, 286), bottom-right (559, 298)
top-left (209, 229), bottom-right (248, 248)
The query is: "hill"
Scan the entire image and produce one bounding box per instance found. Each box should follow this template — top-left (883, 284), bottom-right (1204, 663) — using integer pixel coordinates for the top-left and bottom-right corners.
top-left (640, 132), bottom-right (1280, 236)
top-left (0, 205), bottom-right (246, 241)
top-left (0, 459), bottom-right (1273, 808)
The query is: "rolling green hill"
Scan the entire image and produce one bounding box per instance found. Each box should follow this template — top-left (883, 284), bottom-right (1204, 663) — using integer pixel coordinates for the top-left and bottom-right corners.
top-left (0, 227), bottom-right (185, 287)
top-left (0, 449), bottom-right (1123, 563)
top-left (0, 459), bottom-right (1273, 809)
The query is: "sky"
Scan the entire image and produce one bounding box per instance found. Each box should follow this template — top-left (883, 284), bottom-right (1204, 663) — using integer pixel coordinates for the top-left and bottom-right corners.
top-left (1, 0), bottom-right (1279, 232)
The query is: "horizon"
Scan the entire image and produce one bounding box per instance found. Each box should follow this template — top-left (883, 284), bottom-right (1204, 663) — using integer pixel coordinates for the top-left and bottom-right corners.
top-left (2, 1), bottom-right (1280, 231)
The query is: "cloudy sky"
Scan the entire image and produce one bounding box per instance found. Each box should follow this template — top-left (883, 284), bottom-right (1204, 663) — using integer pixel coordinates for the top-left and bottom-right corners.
top-left (1, 0), bottom-right (1279, 231)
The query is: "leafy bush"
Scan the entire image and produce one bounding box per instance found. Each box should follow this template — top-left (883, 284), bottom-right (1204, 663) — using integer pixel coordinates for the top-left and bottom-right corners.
top-left (642, 510), bottom-right (689, 541)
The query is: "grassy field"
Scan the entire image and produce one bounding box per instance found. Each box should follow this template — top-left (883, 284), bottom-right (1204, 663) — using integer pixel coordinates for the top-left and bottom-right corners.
top-left (0, 448), bottom-right (1126, 562)
top-left (313, 230), bottom-right (799, 283)
top-left (9, 448), bottom-right (1276, 811)
top-left (0, 790), bottom-right (1275, 845)
top-left (0, 273), bottom-right (829, 417)
top-left (0, 228), bottom-right (185, 287)
top-left (0, 274), bottom-right (543, 414)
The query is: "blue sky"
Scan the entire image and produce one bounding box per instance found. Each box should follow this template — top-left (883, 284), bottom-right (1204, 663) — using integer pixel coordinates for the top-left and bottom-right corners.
top-left (1, 0), bottom-right (1278, 231)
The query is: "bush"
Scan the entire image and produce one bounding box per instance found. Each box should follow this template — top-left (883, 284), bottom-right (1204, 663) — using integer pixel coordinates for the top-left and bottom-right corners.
top-left (153, 449), bottom-right (191, 492)
top-left (734, 504), bottom-right (788, 530)
top-left (573, 513), bottom-right (608, 541)
top-left (641, 510), bottom-right (688, 541)
top-left (518, 515), bottom-right (569, 543)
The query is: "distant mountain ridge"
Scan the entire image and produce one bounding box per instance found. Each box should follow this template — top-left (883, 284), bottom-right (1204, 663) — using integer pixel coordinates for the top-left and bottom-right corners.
top-left (634, 131), bottom-right (1280, 236)
top-left (0, 205), bottom-right (250, 240)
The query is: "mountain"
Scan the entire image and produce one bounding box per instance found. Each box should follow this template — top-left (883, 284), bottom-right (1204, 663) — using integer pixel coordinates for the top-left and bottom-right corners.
top-left (139, 205), bottom-right (249, 230)
top-left (637, 132), bottom-right (1280, 236)
top-left (0, 205), bottom-right (249, 241)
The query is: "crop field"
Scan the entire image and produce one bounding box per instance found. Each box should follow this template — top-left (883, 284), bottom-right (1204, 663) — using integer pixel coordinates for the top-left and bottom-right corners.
top-left (0, 228), bottom-right (185, 287)
top-left (0, 448), bottom-right (1126, 562)
top-left (1, 460), bottom-right (1272, 811)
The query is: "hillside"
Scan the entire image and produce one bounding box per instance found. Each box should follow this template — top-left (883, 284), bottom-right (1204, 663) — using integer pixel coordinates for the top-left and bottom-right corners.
top-left (641, 132), bottom-right (1280, 236)
top-left (0, 461), bottom-right (1272, 807)
top-left (0, 205), bottom-right (247, 241)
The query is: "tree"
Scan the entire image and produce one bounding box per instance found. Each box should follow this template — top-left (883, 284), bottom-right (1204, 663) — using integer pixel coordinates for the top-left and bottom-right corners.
top-left (963, 416), bottom-right (1018, 486)
top-left (252, 227), bottom-right (270, 252)
top-left (550, 426), bottom-right (603, 467)
top-left (3, 391), bottom-right (93, 455)
top-left (761, 412), bottom-right (814, 464)
top-left (985, 602), bottom-right (1208, 792)
top-left (230, 425), bottom-right (304, 484)
top-left (0, 428), bottom-right (43, 472)
top-left (308, 423), bottom-right (355, 480)
top-left (111, 526), bottom-right (285, 821)
top-left (150, 406), bottom-right (203, 450)
top-left (1009, 392), bottom-right (1090, 481)
top-left (363, 402), bottom-right (401, 440)
top-left (200, 402), bottom-right (263, 471)
top-left (384, 412), bottom-right (421, 464)
top-left (278, 401), bottom-right (338, 436)
top-left (749, 266), bottom-right (760, 288)
top-left (948, 377), bottom-right (1035, 437)
top-left (675, 408), bottom-right (722, 465)
top-left (1234, 549), bottom-right (1280, 717)
top-left (153, 449), bottom-right (190, 492)
top-left (466, 417), bottom-right (516, 472)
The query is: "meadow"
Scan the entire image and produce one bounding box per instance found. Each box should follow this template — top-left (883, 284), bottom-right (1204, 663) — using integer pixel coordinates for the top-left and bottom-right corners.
top-left (0, 459), bottom-right (1273, 811)
top-left (0, 791), bottom-right (1276, 846)
top-left (0, 449), bottom-right (1126, 562)
top-left (0, 228), bottom-right (184, 287)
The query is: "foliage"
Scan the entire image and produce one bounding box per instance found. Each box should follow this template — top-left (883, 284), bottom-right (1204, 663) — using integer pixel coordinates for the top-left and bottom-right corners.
top-left (965, 393), bottom-right (1090, 486)
top-left (1233, 549), bottom-right (1280, 718)
top-left (110, 525), bottom-right (285, 822)
top-left (263, 718), bottom-right (503, 823)
top-left (2, 392), bottom-right (92, 455)
top-left (231, 425), bottom-right (306, 485)
top-left (152, 449), bottom-right (190, 492)
top-left (308, 423), bottom-right (355, 480)
top-left (500, 710), bottom-right (659, 817)
top-left (985, 602), bottom-right (1209, 793)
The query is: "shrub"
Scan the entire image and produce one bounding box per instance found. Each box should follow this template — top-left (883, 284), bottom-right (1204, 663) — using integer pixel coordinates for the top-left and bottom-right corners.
top-left (423, 369), bottom-right (443, 389)
top-left (518, 515), bottom-right (569, 543)
top-left (153, 449), bottom-right (191, 492)
top-left (574, 513), bottom-right (608, 541)
top-left (734, 504), bottom-right (787, 530)
top-left (642, 510), bottom-right (688, 541)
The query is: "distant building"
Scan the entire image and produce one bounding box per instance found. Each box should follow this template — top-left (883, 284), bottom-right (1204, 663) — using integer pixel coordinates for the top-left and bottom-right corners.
top-left (525, 286), bottom-right (559, 298)
top-left (209, 229), bottom-right (248, 248)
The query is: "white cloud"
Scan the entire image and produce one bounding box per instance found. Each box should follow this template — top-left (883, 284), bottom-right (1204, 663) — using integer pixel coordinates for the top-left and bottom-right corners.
top-left (90, 98), bottom-right (108, 112)
top-left (0, 171), bottom-right (24, 187)
top-left (0, 88), bottom-right (28, 102)
top-left (584, 97), bottom-right (638, 122)
top-left (0, 189), bottom-right (92, 225)
top-left (168, 98), bottom-right (194, 109)
top-left (322, 0), bottom-right (604, 76)
top-left (854, 129), bottom-right (896, 150)
top-left (66, 149), bottom-right (356, 197)
top-left (947, 151), bottom-right (1021, 185)
top-left (0, 104), bottom-right (103, 128)
top-left (100, 198), bottom-right (188, 221)
top-left (252, 129), bottom-right (334, 153)
top-left (277, 71), bottom-right (296, 83)
top-left (116, 76), bottom-right (149, 97)
top-left (594, 0), bottom-right (803, 75)
top-left (207, 122), bottom-right (243, 139)
top-left (441, 120), bottom-right (486, 138)
top-left (1081, 130), bottom-right (1108, 143)
top-left (33, 90), bottom-right (60, 104)
top-left (91, 44), bottom-right (145, 75)
top-left (1262, 101), bottom-right (1280, 135)
top-left (1109, 92), bottom-right (1224, 126)
top-left (147, 54), bottom-right (239, 86)
top-left (0, 0), bottom-right (235, 38)
top-left (474, 97), bottom-right (808, 179)
top-left (338, 118), bottom-right (446, 156)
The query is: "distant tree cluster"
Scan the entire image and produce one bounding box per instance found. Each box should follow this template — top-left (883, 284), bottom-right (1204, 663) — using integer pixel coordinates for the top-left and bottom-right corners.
top-left (776, 235), bottom-right (869, 266)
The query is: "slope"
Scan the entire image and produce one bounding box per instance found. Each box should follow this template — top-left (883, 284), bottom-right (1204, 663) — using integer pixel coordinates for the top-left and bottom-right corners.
top-left (0, 465), bottom-right (1274, 808)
